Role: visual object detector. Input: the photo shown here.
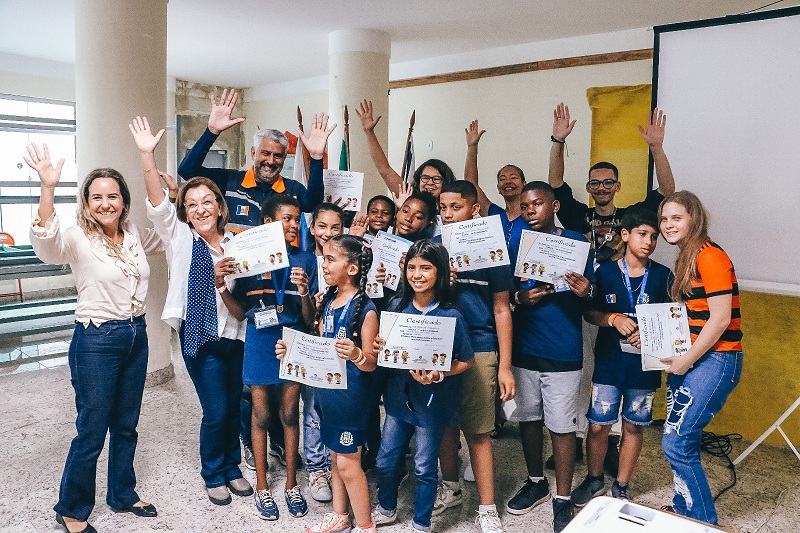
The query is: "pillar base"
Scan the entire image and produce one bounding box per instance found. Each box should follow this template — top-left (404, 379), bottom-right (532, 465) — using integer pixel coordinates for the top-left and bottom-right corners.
top-left (145, 362), bottom-right (174, 387)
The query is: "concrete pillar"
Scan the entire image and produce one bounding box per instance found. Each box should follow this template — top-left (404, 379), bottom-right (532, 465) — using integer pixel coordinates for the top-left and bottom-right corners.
top-left (328, 30), bottom-right (391, 201)
top-left (74, 0), bottom-right (173, 385)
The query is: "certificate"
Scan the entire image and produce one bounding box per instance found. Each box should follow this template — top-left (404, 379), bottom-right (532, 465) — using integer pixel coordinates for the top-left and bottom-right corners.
top-left (316, 256), bottom-right (330, 295)
top-left (224, 221), bottom-right (289, 280)
top-left (365, 266), bottom-right (384, 299)
top-left (371, 231), bottom-right (412, 291)
top-left (323, 170), bottom-right (364, 212)
top-left (279, 327), bottom-right (347, 389)
top-left (378, 312), bottom-right (456, 371)
top-left (636, 303), bottom-right (693, 371)
top-left (513, 230), bottom-right (590, 292)
top-left (440, 215), bottom-right (510, 272)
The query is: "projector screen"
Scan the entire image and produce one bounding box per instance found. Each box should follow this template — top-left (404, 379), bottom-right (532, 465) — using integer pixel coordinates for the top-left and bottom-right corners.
top-left (652, 7), bottom-right (800, 296)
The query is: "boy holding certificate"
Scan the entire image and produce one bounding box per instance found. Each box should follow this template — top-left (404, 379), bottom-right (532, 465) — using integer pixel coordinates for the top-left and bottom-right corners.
top-left (505, 181), bottom-right (594, 533)
top-left (570, 209), bottom-right (671, 507)
top-left (433, 181), bottom-right (515, 533)
top-left (219, 194), bottom-right (317, 521)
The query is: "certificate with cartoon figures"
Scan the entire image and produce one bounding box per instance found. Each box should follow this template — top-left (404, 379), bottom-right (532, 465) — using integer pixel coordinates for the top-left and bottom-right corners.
top-left (364, 266), bottom-right (384, 299)
top-left (513, 230), bottom-right (591, 292)
top-left (378, 312), bottom-right (456, 371)
top-left (371, 231), bottom-right (413, 291)
top-left (279, 327), bottom-right (347, 389)
top-left (224, 221), bottom-right (289, 280)
top-left (636, 303), bottom-right (692, 371)
top-left (440, 215), bottom-right (510, 272)
top-left (323, 170), bottom-right (364, 212)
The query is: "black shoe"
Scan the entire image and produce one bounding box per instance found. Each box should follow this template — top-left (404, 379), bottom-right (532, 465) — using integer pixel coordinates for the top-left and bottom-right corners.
top-left (361, 447), bottom-right (377, 472)
top-left (604, 435), bottom-right (620, 478)
top-left (570, 475), bottom-right (605, 507)
top-left (55, 514), bottom-right (98, 533)
top-left (611, 480), bottom-right (631, 501)
top-left (111, 503), bottom-right (157, 517)
top-left (269, 442), bottom-right (287, 466)
top-left (552, 498), bottom-right (574, 533)
top-left (505, 478), bottom-right (550, 515)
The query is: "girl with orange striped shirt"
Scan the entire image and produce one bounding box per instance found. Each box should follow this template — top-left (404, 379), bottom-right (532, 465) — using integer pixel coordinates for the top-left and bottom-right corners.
top-left (658, 191), bottom-right (743, 525)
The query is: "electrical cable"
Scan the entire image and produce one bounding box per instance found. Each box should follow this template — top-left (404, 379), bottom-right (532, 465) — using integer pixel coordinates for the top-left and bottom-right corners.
top-left (700, 430), bottom-right (742, 501)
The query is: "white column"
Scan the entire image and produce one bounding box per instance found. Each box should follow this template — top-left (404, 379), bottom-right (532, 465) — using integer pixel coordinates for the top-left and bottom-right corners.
top-left (328, 30), bottom-right (391, 201)
top-left (74, 0), bottom-right (173, 385)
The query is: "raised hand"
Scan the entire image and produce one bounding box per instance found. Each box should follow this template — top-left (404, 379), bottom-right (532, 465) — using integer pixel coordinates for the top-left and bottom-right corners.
top-left (23, 143), bottom-right (64, 189)
top-left (391, 181), bottom-right (413, 209)
top-left (158, 170), bottom-right (180, 200)
top-left (638, 107), bottom-right (667, 147)
top-left (465, 120), bottom-right (486, 147)
top-left (552, 102), bottom-right (576, 142)
top-left (348, 214), bottom-right (369, 238)
top-left (208, 88), bottom-right (245, 135)
top-left (300, 112), bottom-right (337, 160)
top-left (356, 99), bottom-right (381, 132)
top-left (128, 116), bottom-right (165, 154)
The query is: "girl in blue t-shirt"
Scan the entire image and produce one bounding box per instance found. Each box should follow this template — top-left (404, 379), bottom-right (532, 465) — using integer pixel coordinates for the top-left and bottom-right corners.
top-left (278, 234), bottom-right (379, 533)
top-left (371, 240), bottom-right (474, 532)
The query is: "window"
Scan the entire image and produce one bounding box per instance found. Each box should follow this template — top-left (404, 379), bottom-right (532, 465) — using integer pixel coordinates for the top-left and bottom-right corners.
top-left (0, 94), bottom-right (77, 245)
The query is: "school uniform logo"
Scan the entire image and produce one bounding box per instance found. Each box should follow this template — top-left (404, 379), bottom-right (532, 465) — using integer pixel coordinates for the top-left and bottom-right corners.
top-left (236, 205), bottom-right (249, 216)
top-left (339, 431), bottom-right (353, 446)
top-left (606, 294), bottom-right (617, 304)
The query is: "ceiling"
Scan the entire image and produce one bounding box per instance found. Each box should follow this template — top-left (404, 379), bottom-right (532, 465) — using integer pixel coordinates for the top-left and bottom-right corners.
top-left (1, 0), bottom-right (799, 88)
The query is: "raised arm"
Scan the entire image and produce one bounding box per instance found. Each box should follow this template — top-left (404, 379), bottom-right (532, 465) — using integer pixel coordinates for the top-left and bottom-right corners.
top-left (23, 143), bottom-right (64, 225)
top-left (356, 99), bottom-right (403, 192)
top-left (464, 120), bottom-right (491, 216)
top-left (638, 107), bottom-right (675, 196)
top-left (299, 112), bottom-right (337, 210)
top-left (548, 102), bottom-right (577, 189)
top-left (129, 116), bottom-right (167, 207)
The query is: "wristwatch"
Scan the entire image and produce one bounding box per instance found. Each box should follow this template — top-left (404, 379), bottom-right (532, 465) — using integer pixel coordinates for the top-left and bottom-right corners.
top-left (584, 284), bottom-right (595, 299)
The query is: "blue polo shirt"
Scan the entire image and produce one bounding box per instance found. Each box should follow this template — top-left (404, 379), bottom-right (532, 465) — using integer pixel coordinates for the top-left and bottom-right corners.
top-left (508, 217), bottom-right (595, 368)
top-left (178, 128), bottom-right (324, 232)
top-left (591, 259), bottom-right (672, 390)
top-left (383, 302), bottom-right (474, 428)
top-left (487, 202), bottom-right (520, 247)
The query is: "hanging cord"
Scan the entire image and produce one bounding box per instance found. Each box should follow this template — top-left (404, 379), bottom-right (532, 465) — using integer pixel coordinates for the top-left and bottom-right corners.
top-left (700, 430), bottom-right (742, 501)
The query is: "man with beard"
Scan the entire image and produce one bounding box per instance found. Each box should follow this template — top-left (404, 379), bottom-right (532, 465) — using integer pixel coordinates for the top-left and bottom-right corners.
top-left (178, 88), bottom-right (333, 233)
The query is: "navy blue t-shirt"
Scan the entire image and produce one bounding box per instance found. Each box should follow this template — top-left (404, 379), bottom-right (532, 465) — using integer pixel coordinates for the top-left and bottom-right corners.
top-left (383, 302), bottom-right (474, 428)
top-left (315, 295), bottom-right (378, 433)
top-left (508, 218), bottom-right (595, 366)
top-left (591, 259), bottom-right (672, 390)
top-left (233, 245), bottom-right (318, 329)
top-left (487, 203), bottom-right (519, 247)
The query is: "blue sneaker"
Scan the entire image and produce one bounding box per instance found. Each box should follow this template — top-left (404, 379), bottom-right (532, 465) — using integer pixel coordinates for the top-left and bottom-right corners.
top-left (285, 485), bottom-right (308, 517)
top-left (255, 489), bottom-right (279, 521)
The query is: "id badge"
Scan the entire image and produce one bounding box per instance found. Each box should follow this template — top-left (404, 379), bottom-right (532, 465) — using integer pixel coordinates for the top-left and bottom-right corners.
top-left (620, 340), bottom-right (642, 354)
top-left (254, 306), bottom-right (279, 329)
top-left (324, 315), bottom-right (334, 335)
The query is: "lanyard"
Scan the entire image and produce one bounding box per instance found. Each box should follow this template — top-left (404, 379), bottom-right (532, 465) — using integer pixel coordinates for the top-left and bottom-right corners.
top-left (589, 208), bottom-right (617, 251)
top-left (273, 267), bottom-right (290, 311)
top-left (419, 301), bottom-right (439, 316)
top-left (621, 258), bottom-right (649, 312)
top-left (324, 292), bottom-right (355, 338)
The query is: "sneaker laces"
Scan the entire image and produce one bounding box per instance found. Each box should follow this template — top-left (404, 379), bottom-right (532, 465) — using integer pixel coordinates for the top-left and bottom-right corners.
top-left (476, 510), bottom-right (503, 533)
top-left (311, 470), bottom-right (331, 490)
top-left (318, 512), bottom-right (346, 530)
top-left (256, 489), bottom-right (274, 506)
top-left (286, 486), bottom-right (304, 505)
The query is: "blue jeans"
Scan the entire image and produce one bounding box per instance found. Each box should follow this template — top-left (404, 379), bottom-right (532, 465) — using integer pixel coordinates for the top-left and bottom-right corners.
top-left (302, 385), bottom-right (331, 471)
top-left (182, 336), bottom-right (245, 488)
top-left (376, 414), bottom-right (445, 530)
top-left (662, 351), bottom-right (743, 525)
top-left (54, 316), bottom-right (148, 521)
top-left (240, 385), bottom-right (252, 447)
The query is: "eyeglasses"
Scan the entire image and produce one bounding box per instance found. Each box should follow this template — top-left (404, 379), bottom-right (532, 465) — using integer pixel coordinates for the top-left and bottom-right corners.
top-left (587, 178), bottom-right (618, 189)
top-left (419, 175), bottom-right (443, 185)
top-left (185, 199), bottom-right (217, 213)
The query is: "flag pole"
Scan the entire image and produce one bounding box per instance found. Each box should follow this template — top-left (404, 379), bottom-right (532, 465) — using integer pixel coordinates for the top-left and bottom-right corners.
top-left (343, 105), bottom-right (351, 170)
top-left (401, 110), bottom-right (415, 182)
top-left (297, 106), bottom-right (311, 174)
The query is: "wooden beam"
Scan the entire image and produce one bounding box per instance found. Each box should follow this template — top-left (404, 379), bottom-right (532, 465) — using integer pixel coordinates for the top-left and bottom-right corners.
top-left (389, 49), bottom-right (653, 89)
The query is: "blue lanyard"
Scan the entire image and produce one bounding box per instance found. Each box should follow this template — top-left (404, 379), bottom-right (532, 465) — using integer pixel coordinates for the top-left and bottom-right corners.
top-left (324, 292), bottom-right (354, 338)
top-left (419, 301), bottom-right (438, 316)
top-left (273, 267), bottom-right (290, 309)
top-left (621, 259), bottom-right (649, 312)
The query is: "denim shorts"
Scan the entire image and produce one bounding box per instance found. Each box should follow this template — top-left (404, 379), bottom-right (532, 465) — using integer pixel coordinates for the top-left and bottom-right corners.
top-left (587, 383), bottom-right (656, 426)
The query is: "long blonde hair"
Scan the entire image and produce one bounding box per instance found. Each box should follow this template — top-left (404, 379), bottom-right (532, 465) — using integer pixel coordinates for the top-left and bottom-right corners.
top-left (76, 168), bottom-right (131, 257)
top-left (660, 191), bottom-right (709, 301)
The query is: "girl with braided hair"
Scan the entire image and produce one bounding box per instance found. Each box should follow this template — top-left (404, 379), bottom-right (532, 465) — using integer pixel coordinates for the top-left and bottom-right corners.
top-left (278, 234), bottom-right (379, 533)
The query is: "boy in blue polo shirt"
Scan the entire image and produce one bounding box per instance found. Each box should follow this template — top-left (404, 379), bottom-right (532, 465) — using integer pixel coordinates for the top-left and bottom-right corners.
top-left (432, 181), bottom-right (515, 533)
top-left (505, 181), bottom-right (595, 533)
top-left (570, 208), bottom-right (671, 506)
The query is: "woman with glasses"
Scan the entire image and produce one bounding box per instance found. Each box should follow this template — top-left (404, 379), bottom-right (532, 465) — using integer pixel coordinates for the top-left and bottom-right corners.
top-left (26, 144), bottom-right (163, 533)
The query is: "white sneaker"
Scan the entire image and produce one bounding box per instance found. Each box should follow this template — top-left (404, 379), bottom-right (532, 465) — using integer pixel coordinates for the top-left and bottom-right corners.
top-left (305, 512), bottom-right (352, 533)
top-left (309, 469), bottom-right (333, 502)
top-left (371, 505), bottom-right (398, 526)
top-left (475, 510), bottom-right (504, 533)
top-left (464, 463), bottom-right (475, 482)
top-left (431, 481), bottom-right (464, 516)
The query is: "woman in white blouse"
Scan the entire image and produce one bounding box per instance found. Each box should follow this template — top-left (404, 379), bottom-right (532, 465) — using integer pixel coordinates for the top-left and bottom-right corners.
top-left (25, 144), bottom-right (162, 533)
top-left (129, 116), bottom-right (252, 506)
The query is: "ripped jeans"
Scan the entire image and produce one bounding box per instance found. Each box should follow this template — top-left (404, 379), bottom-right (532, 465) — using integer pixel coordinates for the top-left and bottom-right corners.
top-left (662, 351), bottom-right (743, 525)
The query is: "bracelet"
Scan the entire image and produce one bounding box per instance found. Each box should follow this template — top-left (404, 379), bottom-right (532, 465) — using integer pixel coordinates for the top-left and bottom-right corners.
top-left (513, 291), bottom-right (521, 305)
top-left (216, 285), bottom-right (227, 294)
top-left (353, 349), bottom-right (367, 366)
top-left (434, 371), bottom-right (445, 383)
top-left (298, 290), bottom-right (310, 297)
top-left (550, 135), bottom-right (566, 144)
top-left (607, 313), bottom-right (622, 327)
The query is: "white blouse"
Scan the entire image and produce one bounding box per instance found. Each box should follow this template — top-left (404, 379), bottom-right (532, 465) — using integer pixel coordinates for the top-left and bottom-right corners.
top-left (30, 212), bottom-right (163, 327)
top-left (146, 195), bottom-right (245, 342)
